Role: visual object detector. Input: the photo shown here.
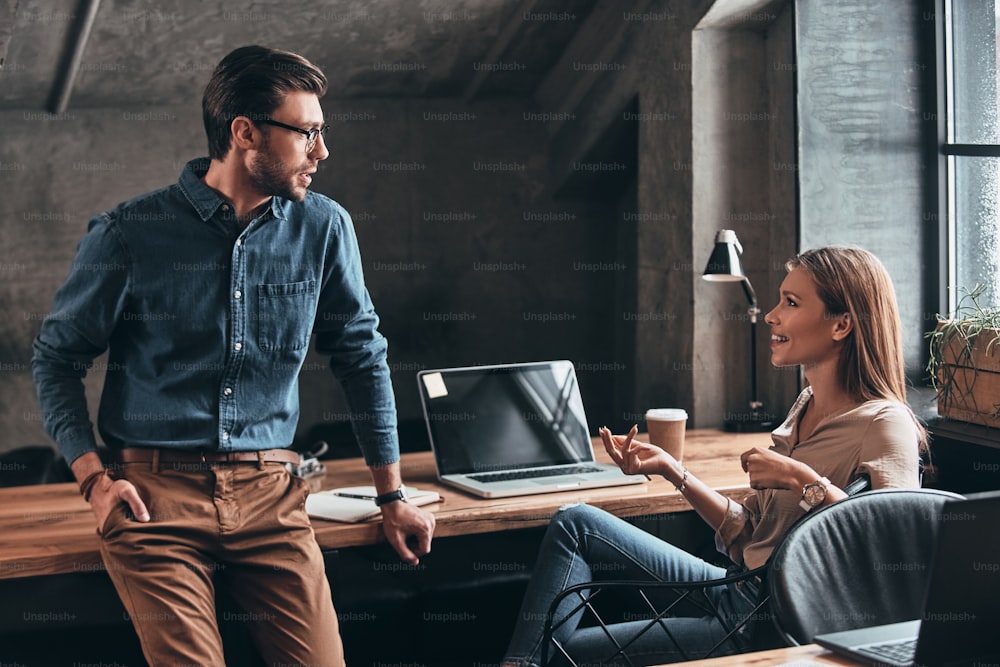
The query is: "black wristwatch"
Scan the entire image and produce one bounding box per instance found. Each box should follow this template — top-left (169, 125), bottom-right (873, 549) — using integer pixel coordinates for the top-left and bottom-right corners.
top-left (374, 486), bottom-right (409, 506)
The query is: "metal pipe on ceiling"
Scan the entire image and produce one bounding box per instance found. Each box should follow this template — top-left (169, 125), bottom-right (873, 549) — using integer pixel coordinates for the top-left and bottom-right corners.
top-left (49, 0), bottom-right (102, 114)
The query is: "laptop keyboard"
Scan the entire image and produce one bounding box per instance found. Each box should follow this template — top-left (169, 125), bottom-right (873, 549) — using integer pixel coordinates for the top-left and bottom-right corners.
top-left (467, 465), bottom-right (604, 483)
top-left (858, 638), bottom-right (916, 665)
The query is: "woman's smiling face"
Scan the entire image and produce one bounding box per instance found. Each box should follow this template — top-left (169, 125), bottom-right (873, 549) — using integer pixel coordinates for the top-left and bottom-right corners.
top-left (764, 268), bottom-right (846, 370)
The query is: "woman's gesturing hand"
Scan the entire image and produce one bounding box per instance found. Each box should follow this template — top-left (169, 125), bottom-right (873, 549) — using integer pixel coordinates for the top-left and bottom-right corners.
top-left (740, 446), bottom-right (814, 490)
top-left (600, 425), bottom-right (676, 478)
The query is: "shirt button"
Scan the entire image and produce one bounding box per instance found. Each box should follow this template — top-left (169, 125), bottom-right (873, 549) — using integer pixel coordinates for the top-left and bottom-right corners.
top-left (234, 290), bottom-right (242, 299)
top-left (235, 239), bottom-right (242, 247)
top-left (223, 387), bottom-right (233, 396)
top-left (222, 431), bottom-right (230, 440)
top-left (221, 204), bottom-right (230, 212)
top-left (234, 342), bottom-right (242, 351)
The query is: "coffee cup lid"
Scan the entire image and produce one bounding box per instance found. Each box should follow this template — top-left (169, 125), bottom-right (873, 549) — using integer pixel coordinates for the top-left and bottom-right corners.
top-left (645, 408), bottom-right (688, 421)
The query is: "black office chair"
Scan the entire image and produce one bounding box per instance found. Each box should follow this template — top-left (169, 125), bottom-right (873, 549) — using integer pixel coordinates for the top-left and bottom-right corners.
top-left (767, 487), bottom-right (964, 645)
top-left (541, 475), bottom-right (873, 666)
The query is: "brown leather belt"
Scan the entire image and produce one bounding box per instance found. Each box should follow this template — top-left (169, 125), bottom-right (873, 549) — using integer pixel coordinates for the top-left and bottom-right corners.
top-left (110, 447), bottom-right (300, 465)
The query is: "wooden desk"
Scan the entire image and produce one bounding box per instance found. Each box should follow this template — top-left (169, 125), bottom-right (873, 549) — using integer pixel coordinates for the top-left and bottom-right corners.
top-left (663, 643), bottom-right (856, 666)
top-left (0, 429), bottom-right (770, 580)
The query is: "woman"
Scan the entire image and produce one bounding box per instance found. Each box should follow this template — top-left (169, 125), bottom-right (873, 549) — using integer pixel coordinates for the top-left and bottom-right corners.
top-left (502, 247), bottom-right (924, 666)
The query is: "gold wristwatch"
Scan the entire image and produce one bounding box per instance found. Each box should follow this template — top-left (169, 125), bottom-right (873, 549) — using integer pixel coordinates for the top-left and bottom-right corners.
top-left (799, 477), bottom-right (831, 511)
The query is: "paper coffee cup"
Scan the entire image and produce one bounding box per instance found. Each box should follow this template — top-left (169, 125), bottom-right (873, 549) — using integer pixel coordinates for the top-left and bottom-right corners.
top-left (645, 408), bottom-right (688, 462)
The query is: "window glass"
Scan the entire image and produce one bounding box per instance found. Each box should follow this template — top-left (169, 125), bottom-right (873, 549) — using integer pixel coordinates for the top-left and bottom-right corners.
top-left (949, 1), bottom-right (998, 144)
top-left (952, 156), bottom-right (1000, 305)
top-left (946, 0), bottom-right (1000, 307)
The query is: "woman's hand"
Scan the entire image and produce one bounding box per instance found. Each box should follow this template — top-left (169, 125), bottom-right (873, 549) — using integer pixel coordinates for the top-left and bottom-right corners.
top-left (600, 425), bottom-right (677, 478)
top-left (739, 446), bottom-right (814, 491)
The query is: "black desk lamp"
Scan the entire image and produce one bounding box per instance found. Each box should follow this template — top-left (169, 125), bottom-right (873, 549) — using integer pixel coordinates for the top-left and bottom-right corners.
top-left (702, 230), bottom-right (776, 432)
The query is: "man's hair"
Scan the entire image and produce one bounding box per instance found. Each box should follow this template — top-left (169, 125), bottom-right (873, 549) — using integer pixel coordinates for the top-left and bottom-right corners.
top-left (202, 45), bottom-right (328, 160)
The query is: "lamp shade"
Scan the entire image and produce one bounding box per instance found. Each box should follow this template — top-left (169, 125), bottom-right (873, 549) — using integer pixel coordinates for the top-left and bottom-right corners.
top-left (702, 229), bottom-right (746, 282)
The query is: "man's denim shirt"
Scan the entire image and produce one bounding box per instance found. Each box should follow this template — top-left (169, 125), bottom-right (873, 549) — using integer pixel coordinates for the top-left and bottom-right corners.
top-left (33, 158), bottom-right (399, 467)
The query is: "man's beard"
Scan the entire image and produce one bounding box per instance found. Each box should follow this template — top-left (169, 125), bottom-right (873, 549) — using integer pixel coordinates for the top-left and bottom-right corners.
top-left (249, 137), bottom-right (308, 202)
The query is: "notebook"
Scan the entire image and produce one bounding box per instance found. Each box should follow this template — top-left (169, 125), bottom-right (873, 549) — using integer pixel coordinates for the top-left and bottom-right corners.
top-left (416, 360), bottom-right (646, 498)
top-left (814, 489), bottom-right (1000, 667)
top-left (306, 485), bottom-right (441, 523)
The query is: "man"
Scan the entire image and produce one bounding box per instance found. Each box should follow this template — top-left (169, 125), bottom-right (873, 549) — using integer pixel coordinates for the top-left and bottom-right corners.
top-left (32, 45), bottom-right (435, 667)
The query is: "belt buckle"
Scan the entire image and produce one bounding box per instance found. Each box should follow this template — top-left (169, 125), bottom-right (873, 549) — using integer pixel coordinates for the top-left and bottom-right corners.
top-left (197, 449), bottom-right (224, 465)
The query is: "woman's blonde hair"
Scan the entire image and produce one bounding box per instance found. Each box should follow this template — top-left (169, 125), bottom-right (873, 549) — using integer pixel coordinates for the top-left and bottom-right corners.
top-left (786, 247), bottom-right (926, 443)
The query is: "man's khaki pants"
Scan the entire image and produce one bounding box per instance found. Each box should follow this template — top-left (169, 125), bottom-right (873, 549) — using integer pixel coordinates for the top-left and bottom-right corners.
top-left (99, 460), bottom-right (344, 667)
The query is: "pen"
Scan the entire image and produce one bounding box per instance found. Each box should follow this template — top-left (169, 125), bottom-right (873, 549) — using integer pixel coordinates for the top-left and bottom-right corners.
top-left (331, 492), bottom-right (376, 500)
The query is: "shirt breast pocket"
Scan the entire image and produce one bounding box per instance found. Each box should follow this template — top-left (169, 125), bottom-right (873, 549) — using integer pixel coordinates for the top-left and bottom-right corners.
top-left (256, 280), bottom-right (317, 351)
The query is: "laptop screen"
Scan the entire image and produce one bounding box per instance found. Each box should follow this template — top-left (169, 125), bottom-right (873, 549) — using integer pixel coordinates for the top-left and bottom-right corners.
top-left (418, 361), bottom-right (592, 475)
top-left (916, 490), bottom-right (1000, 664)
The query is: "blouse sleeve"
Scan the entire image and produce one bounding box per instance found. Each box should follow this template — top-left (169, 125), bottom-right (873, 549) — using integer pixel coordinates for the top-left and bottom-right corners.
top-left (857, 403), bottom-right (921, 489)
top-left (714, 491), bottom-right (761, 566)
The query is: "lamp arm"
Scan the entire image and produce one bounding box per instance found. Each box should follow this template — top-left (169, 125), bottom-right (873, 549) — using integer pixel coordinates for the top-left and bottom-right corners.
top-left (742, 277), bottom-right (762, 410)
top-left (749, 313), bottom-right (762, 409)
top-left (740, 278), bottom-right (758, 319)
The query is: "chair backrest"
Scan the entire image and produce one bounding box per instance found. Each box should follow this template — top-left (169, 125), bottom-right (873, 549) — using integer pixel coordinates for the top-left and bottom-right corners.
top-left (768, 488), bottom-right (964, 646)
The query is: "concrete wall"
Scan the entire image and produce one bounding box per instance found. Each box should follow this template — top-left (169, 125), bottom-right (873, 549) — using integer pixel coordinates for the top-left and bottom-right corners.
top-left (535, 0), bottom-right (722, 427)
top-left (534, 0), bottom-right (802, 428)
top-left (692, 2), bottom-right (800, 426)
top-left (797, 0), bottom-right (937, 381)
top-left (301, 98), bottom-right (618, 437)
top-left (1, 105), bottom-right (206, 453)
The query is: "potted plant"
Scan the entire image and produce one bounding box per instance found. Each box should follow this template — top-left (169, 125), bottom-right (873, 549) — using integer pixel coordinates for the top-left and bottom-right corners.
top-left (925, 286), bottom-right (1000, 428)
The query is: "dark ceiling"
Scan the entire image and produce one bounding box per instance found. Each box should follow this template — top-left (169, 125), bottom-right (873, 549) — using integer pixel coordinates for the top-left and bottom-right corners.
top-left (0, 0), bottom-right (602, 111)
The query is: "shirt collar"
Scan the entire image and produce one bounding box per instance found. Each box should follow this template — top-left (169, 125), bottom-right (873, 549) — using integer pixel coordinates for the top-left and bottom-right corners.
top-left (177, 157), bottom-right (287, 222)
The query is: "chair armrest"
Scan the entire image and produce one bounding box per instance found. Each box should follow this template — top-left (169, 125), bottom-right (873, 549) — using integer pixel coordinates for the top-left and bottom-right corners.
top-left (843, 472), bottom-right (871, 497)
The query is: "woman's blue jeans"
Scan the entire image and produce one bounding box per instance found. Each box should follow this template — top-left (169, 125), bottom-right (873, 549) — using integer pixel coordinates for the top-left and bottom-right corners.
top-left (503, 504), bottom-right (757, 667)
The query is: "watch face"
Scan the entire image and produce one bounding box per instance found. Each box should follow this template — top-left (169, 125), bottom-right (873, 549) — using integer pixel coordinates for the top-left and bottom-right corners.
top-left (804, 483), bottom-right (826, 507)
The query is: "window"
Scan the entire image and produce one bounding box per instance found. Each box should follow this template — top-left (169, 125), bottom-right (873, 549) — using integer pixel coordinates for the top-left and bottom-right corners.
top-left (940, 0), bottom-right (1000, 309)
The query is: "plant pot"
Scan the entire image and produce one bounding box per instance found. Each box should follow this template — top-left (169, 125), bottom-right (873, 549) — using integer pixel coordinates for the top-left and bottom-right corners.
top-left (934, 324), bottom-right (1000, 428)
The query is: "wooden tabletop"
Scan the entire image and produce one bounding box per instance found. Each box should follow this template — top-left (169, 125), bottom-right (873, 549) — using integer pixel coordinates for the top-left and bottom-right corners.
top-left (0, 429), bottom-right (770, 580)
top-left (660, 643), bottom-right (857, 666)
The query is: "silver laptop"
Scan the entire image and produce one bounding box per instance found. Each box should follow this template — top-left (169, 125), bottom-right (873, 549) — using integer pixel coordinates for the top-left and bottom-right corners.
top-left (815, 490), bottom-right (1000, 667)
top-left (416, 360), bottom-right (646, 498)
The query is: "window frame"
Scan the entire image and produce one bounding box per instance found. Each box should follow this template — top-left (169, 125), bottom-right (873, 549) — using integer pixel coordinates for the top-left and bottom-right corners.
top-left (936, 0), bottom-right (1000, 314)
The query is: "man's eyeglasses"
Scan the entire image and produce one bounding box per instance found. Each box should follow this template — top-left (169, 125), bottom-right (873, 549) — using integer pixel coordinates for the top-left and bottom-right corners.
top-left (257, 119), bottom-right (328, 151)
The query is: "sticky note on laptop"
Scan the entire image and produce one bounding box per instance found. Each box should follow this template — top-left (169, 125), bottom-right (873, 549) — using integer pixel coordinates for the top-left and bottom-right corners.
top-left (422, 372), bottom-right (448, 399)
